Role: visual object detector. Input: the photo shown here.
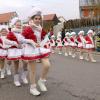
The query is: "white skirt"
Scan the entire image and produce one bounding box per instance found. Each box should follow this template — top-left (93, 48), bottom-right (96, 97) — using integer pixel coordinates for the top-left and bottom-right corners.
top-left (7, 48), bottom-right (22, 60)
top-left (70, 42), bottom-right (77, 47)
top-left (22, 44), bottom-right (51, 60)
top-left (85, 44), bottom-right (94, 49)
top-left (64, 42), bottom-right (69, 46)
top-left (78, 43), bottom-right (83, 48)
top-left (0, 48), bottom-right (7, 58)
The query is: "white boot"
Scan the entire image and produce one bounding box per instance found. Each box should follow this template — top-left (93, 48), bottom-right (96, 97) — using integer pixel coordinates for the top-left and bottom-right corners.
top-left (58, 52), bottom-right (62, 55)
top-left (0, 69), bottom-right (5, 79)
top-left (69, 51), bottom-right (72, 55)
top-left (21, 71), bottom-right (28, 84)
top-left (65, 53), bottom-right (68, 56)
top-left (85, 57), bottom-right (89, 61)
top-left (79, 56), bottom-right (84, 60)
top-left (30, 84), bottom-right (41, 96)
top-left (72, 54), bottom-right (76, 58)
top-left (6, 65), bottom-right (11, 75)
top-left (38, 78), bottom-right (47, 92)
top-left (91, 59), bottom-right (96, 63)
top-left (14, 74), bottom-right (21, 87)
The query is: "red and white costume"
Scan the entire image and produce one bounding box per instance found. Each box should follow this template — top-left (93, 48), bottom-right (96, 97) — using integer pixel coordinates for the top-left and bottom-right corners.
top-left (63, 32), bottom-right (70, 47)
top-left (56, 34), bottom-right (63, 48)
top-left (50, 35), bottom-right (56, 48)
top-left (6, 32), bottom-right (22, 60)
top-left (44, 40), bottom-right (51, 49)
top-left (22, 26), bottom-right (51, 60)
top-left (8, 17), bottom-right (37, 60)
top-left (0, 25), bottom-right (17, 59)
top-left (7, 27), bottom-right (37, 60)
top-left (0, 37), bottom-right (7, 58)
top-left (0, 35), bottom-right (19, 58)
top-left (85, 30), bottom-right (95, 50)
top-left (70, 32), bottom-right (77, 48)
top-left (0, 25), bottom-right (7, 58)
top-left (77, 31), bottom-right (86, 49)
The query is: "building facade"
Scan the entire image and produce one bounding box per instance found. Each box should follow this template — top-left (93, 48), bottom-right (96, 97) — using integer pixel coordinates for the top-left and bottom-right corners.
top-left (0, 12), bottom-right (18, 25)
top-left (79, 0), bottom-right (100, 18)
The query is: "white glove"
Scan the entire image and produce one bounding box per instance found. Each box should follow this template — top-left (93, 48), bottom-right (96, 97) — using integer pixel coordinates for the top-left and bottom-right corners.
top-left (40, 36), bottom-right (49, 47)
top-left (13, 42), bottom-right (18, 47)
top-left (27, 40), bottom-right (36, 48)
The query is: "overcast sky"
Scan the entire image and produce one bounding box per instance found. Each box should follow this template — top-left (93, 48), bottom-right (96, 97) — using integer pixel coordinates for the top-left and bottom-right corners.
top-left (0, 0), bottom-right (80, 20)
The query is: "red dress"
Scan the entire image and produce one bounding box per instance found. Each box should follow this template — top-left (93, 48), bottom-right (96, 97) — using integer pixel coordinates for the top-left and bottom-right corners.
top-left (22, 26), bottom-right (51, 60)
top-left (70, 37), bottom-right (77, 48)
top-left (85, 35), bottom-right (95, 50)
top-left (56, 38), bottom-right (63, 48)
top-left (0, 37), bottom-right (7, 58)
top-left (63, 37), bottom-right (69, 47)
top-left (6, 32), bottom-right (22, 60)
top-left (50, 39), bottom-right (55, 48)
top-left (77, 36), bottom-right (86, 49)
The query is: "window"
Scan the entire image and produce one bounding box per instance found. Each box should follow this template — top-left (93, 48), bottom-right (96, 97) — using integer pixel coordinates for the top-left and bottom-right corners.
top-left (80, 0), bottom-right (88, 6)
top-left (88, 0), bottom-right (96, 5)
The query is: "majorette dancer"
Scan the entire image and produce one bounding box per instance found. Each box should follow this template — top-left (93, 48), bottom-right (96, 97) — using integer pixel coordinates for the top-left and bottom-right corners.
top-left (50, 35), bottom-right (56, 53)
top-left (77, 30), bottom-right (87, 60)
top-left (22, 7), bottom-right (51, 96)
top-left (85, 30), bottom-right (96, 62)
top-left (70, 32), bottom-right (78, 58)
top-left (63, 32), bottom-right (70, 56)
top-left (56, 34), bottom-right (63, 54)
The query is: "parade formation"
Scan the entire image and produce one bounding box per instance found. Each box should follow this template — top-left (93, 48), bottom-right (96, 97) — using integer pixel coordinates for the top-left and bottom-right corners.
top-left (0, 6), bottom-right (99, 98)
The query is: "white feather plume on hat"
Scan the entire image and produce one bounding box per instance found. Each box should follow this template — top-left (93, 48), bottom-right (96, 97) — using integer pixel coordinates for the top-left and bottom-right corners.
top-left (65, 32), bottom-right (70, 36)
top-left (87, 30), bottom-right (93, 34)
top-left (10, 17), bottom-right (20, 27)
top-left (71, 32), bottom-right (76, 35)
top-left (78, 30), bottom-right (84, 35)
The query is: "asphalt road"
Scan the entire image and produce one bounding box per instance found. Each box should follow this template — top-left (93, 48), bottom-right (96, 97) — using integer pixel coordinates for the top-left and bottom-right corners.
top-left (0, 53), bottom-right (100, 100)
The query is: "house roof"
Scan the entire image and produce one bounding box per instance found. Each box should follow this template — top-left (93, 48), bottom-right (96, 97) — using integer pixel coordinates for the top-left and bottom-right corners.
top-left (0, 12), bottom-right (17, 23)
top-left (43, 14), bottom-right (58, 21)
